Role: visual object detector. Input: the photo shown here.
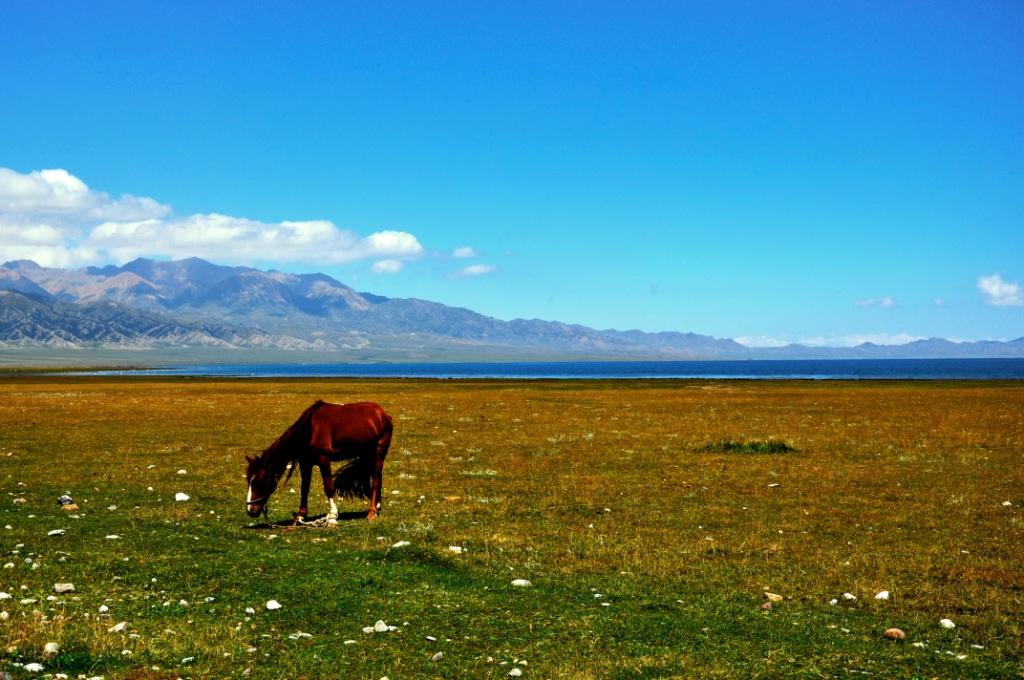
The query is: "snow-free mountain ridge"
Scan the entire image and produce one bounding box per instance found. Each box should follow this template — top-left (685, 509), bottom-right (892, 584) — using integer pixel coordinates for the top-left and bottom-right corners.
top-left (1, 257), bottom-right (1022, 359)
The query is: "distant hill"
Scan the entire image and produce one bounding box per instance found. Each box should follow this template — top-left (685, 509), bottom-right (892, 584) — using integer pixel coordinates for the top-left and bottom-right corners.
top-left (2, 257), bottom-right (1022, 359)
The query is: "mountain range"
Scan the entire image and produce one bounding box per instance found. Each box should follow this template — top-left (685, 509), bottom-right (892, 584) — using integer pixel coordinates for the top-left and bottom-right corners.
top-left (1, 257), bottom-right (1022, 360)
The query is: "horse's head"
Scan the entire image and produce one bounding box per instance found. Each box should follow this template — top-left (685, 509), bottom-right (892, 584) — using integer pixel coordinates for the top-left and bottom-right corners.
top-left (245, 455), bottom-right (279, 518)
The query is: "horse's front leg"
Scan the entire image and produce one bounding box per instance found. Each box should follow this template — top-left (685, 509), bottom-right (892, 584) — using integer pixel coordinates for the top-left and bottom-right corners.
top-left (319, 462), bottom-right (338, 525)
top-left (296, 461), bottom-right (312, 523)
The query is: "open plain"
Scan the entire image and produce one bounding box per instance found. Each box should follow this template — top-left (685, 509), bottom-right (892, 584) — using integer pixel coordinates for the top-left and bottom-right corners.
top-left (0, 376), bottom-right (1022, 678)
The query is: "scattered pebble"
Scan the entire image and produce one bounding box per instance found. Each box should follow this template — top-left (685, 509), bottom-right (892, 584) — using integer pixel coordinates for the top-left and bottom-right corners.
top-left (391, 540), bottom-right (411, 548)
top-left (939, 618), bottom-right (955, 629)
top-left (971, 644), bottom-right (984, 649)
top-left (105, 535), bottom-right (121, 540)
top-left (174, 492), bottom-right (190, 502)
top-left (883, 628), bottom-right (906, 640)
top-left (448, 546), bottom-right (464, 554)
top-left (911, 642), bottom-right (926, 648)
top-left (23, 662), bottom-right (44, 672)
top-left (760, 601), bottom-right (772, 611)
top-left (99, 605), bottom-right (109, 613)
top-left (431, 652), bottom-right (444, 661)
top-left (343, 639), bottom-right (356, 645)
top-left (842, 593), bottom-right (857, 601)
top-left (829, 598), bottom-right (838, 606)
top-left (764, 592), bottom-right (784, 603)
top-left (43, 642), bottom-right (60, 656)
top-left (245, 607), bottom-right (256, 615)
top-left (0, 593), bottom-right (10, 600)
top-left (509, 669), bottom-right (523, 678)
top-left (288, 631), bottom-right (312, 640)
top-left (875, 591), bottom-right (890, 600)
top-left (511, 579), bottom-right (532, 587)
top-left (53, 583), bottom-right (75, 594)
top-left (266, 600), bottom-right (282, 611)
top-left (181, 656), bottom-right (195, 664)
top-left (767, 483), bottom-right (780, 488)
top-left (48, 529), bottom-right (67, 537)
top-left (1002, 500), bottom-right (1012, 507)
top-left (109, 621), bottom-right (128, 633)
top-left (177, 469), bottom-right (187, 475)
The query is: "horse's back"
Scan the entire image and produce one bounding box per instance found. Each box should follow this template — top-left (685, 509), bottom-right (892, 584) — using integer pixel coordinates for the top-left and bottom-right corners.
top-left (312, 401), bottom-right (391, 448)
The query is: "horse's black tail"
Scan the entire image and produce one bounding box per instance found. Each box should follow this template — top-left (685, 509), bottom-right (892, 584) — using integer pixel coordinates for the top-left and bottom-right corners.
top-left (332, 456), bottom-right (373, 499)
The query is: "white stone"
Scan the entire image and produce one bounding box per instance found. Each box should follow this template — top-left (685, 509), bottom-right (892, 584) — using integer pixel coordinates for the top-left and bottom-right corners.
top-left (874, 590), bottom-right (890, 600)
top-left (48, 529), bottom-right (66, 537)
top-left (391, 540), bottom-right (411, 548)
top-left (43, 642), bottom-right (59, 656)
top-left (174, 492), bottom-right (190, 502)
top-left (265, 600), bottom-right (282, 611)
top-left (1003, 500), bottom-right (1013, 507)
top-left (23, 662), bottom-right (44, 672)
top-left (244, 607), bottom-right (255, 615)
top-left (431, 652), bottom-right (444, 661)
top-left (373, 620), bottom-right (390, 633)
top-left (98, 605), bottom-right (109, 613)
top-left (53, 583), bottom-right (75, 594)
top-left (0, 592), bottom-right (9, 600)
top-left (105, 535), bottom-right (121, 540)
top-left (448, 546), bottom-right (463, 553)
top-left (511, 579), bottom-right (532, 587)
top-left (939, 618), bottom-right (955, 629)
top-left (842, 592), bottom-right (857, 601)
top-left (509, 669), bottom-right (523, 678)
top-left (177, 469), bottom-right (187, 475)
top-left (109, 621), bottom-right (128, 633)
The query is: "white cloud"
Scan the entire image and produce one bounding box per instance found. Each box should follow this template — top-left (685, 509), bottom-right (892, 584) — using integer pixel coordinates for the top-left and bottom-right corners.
top-left (452, 246), bottom-right (478, 259)
top-left (451, 264), bottom-right (496, 279)
top-left (977, 274), bottom-right (1023, 307)
top-left (855, 296), bottom-right (895, 308)
top-left (735, 332), bottom-right (926, 348)
top-left (0, 167), bottom-right (424, 268)
top-left (798, 332), bottom-right (924, 347)
top-left (371, 259), bottom-right (403, 274)
top-left (733, 336), bottom-right (791, 348)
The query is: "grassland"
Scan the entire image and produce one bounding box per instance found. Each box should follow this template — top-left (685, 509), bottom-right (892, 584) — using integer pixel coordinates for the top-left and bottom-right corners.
top-left (0, 377), bottom-right (1022, 679)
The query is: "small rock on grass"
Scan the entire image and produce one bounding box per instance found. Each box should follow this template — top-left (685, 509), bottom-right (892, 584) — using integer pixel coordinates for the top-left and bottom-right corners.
top-left (511, 579), bottom-right (532, 587)
top-left (431, 652), bottom-right (444, 661)
top-left (842, 592), bottom-right (857, 601)
top-left (764, 592), bottom-right (783, 603)
top-left (939, 618), bottom-right (955, 629)
top-left (53, 583), bottom-right (75, 594)
top-left (174, 492), bottom-right (190, 502)
top-left (43, 642), bottom-right (59, 656)
top-left (109, 621), bottom-right (128, 633)
top-left (883, 628), bottom-right (906, 640)
top-left (391, 540), bottom-right (411, 548)
top-left (509, 668), bottom-right (523, 678)
top-left (23, 662), bottom-right (44, 672)
top-left (266, 600), bottom-right (282, 611)
top-left (875, 590), bottom-right (890, 600)
top-left (48, 529), bottom-right (66, 536)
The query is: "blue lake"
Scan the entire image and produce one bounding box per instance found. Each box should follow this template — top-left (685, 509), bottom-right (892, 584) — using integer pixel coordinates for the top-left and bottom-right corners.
top-left (76, 358), bottom-right (1024, 380)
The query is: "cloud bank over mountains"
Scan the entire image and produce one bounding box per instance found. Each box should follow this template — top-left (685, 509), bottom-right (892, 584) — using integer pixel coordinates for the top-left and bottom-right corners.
top-left (0, 167), bottom-right (424, 270)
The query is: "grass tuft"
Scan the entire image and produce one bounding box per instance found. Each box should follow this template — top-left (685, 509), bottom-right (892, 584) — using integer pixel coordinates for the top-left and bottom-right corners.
top-left (699, 439), bottom-right (796, 453)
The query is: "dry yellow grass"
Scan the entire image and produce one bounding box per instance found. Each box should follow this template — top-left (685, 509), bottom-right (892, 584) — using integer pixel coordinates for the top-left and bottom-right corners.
top-left (0, 377), bottom-right (1021, 678)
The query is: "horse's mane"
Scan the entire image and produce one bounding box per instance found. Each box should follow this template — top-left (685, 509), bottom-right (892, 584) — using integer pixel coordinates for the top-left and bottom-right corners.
top-left (261, 400), bottom-right (325, 484)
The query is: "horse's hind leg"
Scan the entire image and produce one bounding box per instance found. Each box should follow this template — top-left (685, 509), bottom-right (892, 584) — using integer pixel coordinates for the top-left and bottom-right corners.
top-left (367, 430), bottom-right (392, 520)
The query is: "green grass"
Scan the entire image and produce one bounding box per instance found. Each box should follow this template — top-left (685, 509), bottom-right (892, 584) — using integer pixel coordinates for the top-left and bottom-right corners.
top-left (0, 377), bottom-right (1022, 678)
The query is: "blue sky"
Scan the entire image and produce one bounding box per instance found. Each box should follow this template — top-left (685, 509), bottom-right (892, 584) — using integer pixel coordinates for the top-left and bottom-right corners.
top-left (1, 2), bottom-right (1022, 345)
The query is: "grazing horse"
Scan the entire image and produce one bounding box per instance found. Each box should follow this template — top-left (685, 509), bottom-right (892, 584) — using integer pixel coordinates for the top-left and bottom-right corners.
top-left (245, 400), bottom-right (393, 522)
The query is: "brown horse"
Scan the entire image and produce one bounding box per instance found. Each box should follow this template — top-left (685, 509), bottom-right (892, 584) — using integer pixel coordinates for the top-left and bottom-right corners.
top-left (245, 400), bottom-right (393, 522)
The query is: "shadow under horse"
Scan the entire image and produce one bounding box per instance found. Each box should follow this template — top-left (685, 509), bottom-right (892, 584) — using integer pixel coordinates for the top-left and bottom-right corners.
top-left (245, 400), bottom-right (393, 523)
